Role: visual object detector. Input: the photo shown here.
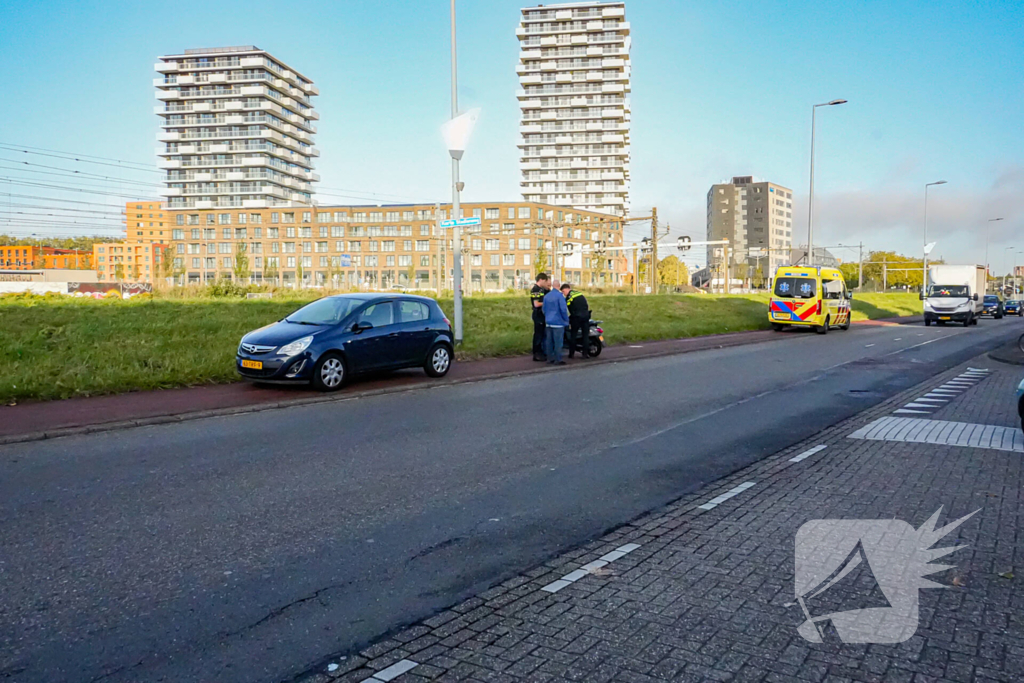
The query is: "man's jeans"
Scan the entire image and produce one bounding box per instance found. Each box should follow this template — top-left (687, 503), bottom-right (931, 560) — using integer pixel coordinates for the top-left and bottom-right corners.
top-left (545, 325), bottom-right (565, 363)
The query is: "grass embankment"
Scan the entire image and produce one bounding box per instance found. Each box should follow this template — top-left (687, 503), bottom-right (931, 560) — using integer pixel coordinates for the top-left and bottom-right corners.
top-left (0, 292), bottom-right (921, 403)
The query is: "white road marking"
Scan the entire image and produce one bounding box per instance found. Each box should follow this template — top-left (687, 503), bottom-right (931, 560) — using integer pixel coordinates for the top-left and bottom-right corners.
top-left (922, 395), bottom-right (950, 400)
top-left (894, 338), bottom-right (902, 341)
top-left (789, 445), bottom-right (827, 463)
top-left (894, 408), bottom-right (930, 414)
top-left (697, 482), bottom-right (756, 510)
top-left (850, 416), bottom-right (1024, 452)
top-left (540, 543), bottom-right (641, 593)
top-left (865, 343), bottom-right (875, 348)
top-left (915, 397), bottom-right (948, 403)
top-left (365, 659), bottom-right (419, 682)
top-left (904, 402), bottom-right (936, 409)
top-left (886, 336), bottom-right (950, 355)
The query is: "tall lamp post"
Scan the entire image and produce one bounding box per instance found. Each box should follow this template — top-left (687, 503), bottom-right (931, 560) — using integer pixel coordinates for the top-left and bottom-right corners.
top-left (442, 0), bottom-right (479, 346)
top-left (1002, 246), bottom-right (1015, 294)
top-left (806, 99), bottom-right (847, 266)
top-left (922, 180), bottom-right (947, 292)
top-left (984, 217), bottom-right (1003, 278)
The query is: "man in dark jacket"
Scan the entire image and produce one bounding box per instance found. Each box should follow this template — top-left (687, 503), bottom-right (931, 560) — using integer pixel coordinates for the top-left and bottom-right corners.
top-left (529, 273), bottom-right (550, 361)
top-left (560, 283), bottom-right (591, 359)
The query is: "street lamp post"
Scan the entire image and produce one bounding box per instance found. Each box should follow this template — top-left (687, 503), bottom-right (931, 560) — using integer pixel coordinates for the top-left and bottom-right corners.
top-left (1003, 246), bottom-right (1015, 294)
top-left (922, 180), bottom-right (947, 292)
top-left (442, 0), bottom-right (479, 345)
top-left (985, 217), bottom-right (1003, 278)
top-left (806, 99), bottom-right (847, 267)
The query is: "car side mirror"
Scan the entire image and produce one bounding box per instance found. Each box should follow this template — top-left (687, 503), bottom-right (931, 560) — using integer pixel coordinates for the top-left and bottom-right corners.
top-left (352, 321), bottom-right (373, 333)
top-left (848, 293), bottom-right (854, 300)
top-left (919, 292), bottom-right (925, 301)
top-left (973, 294), bottom-right (979, 301)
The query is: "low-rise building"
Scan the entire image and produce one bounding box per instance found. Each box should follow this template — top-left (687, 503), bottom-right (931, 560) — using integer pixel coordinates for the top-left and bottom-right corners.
top-left (93, 241), bottom-right (169, 283)
top-left (150, 200), bottom-right (626, 290)
top-left (0, 246), bottom-right (93, 270)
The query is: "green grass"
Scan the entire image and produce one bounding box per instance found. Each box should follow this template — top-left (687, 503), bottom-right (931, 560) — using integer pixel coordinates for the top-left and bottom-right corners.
top-left (0, 292), bottom-right (922, 403)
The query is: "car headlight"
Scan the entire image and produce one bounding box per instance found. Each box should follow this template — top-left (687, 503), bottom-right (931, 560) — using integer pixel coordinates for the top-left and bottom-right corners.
top-left (923, 301), bottom-right (933, 311)
top-left (278, 335), bottom-right (313, 357)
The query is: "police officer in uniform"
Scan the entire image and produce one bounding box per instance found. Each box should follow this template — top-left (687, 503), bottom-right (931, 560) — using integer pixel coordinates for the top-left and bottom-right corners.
top-left (530, 273), bottom-right (550, 361)
top-left (560, 283), bottom-right (590, 359)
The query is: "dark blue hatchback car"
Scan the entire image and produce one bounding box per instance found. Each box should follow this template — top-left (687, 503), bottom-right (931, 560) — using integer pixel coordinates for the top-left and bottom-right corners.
top-left (236, 294), bottom-right (454, 391)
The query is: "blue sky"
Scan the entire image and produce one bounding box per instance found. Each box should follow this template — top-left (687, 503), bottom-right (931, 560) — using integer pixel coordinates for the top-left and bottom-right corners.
top-left (1, 0), bottom-right (1021, 270)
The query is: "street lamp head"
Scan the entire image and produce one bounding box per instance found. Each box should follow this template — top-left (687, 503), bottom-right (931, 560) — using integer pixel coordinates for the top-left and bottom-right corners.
top-left (442, 107), bottom-right (481, 160)
top-left (928, 180), bottom-right (948, 186)
top-left (828, 99), bottom-right (848, 106)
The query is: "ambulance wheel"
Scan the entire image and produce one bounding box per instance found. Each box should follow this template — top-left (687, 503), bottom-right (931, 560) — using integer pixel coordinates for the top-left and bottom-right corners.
top-left (771, 323), bottom-right (784, 332)
top-left (815, 316), bottom-right (830, 335)
top-left (840, 317), bottom-right (850, 331)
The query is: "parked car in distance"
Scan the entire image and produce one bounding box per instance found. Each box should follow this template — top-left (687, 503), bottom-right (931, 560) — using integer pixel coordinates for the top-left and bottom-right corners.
top-left (236, 294), bottom-right (454, 391)
top-left (1004, 300), bottom-right (1023, 316)
top-left (981, 294), bottom-right (1004, 319)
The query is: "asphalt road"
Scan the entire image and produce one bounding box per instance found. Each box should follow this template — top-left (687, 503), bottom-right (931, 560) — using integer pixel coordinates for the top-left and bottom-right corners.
top-left (2, 318), bottom-right (1022, 683)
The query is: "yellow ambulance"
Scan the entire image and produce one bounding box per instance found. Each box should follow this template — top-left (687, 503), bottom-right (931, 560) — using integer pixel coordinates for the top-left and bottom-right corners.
top-left (768, 265), bottom-right (852, 334)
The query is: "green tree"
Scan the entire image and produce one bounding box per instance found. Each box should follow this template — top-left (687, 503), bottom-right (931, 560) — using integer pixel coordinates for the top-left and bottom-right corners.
top-left (657, 255), bottom-right (689, 287)
top-left (296, 260), bottom-right (304, 289)
top-left (232, 242), bottom-right (250, 283)
top-left (535, 242), bottom-right (549, 276)
top-left (263, 258), bottom-right (279, 286)
top-left (406, 261), bottom-right (416, 288)
top-left (113, 262), bottom-right (125, 282)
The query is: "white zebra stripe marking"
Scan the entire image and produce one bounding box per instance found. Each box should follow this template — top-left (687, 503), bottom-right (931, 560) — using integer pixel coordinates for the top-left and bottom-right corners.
top-left (850, 416), bottom-right (1024, 452)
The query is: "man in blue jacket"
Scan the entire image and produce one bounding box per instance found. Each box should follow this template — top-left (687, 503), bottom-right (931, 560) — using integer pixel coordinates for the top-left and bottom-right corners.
top-left (542, 279), bottom-right (569, 364)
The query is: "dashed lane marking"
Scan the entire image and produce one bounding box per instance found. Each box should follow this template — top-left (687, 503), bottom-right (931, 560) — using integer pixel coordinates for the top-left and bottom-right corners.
top-left (540, 543), bottom-right (641, 594)
top-left (697, 481), bottom-right (756, 510)
top-left (362, 659), bottom-right (419, 682)
top-left (789, 444), bottom-right (826, 463)
top-left (849, 416), bottom-right (1024, 453)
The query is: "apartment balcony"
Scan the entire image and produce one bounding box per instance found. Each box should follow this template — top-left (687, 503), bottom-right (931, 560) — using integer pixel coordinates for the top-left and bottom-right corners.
top-left (520, 123), bottom-right (542, 133)
top-left (601, 107), bottom-right (625, 118)
top-left (240, 56), bottom-right (264, 69)
top-left (602, 82), bottom-right (625, 93)
top-left (158, 131), bottom-right (180, 142)
top-left (520, 74), bottom-right (542, 85)
top-left (177, 144), bottom-right (197, 154)
top-left (602, 133), bottom-right (625, 143)
top-left (159, 188), bottom-right (182, 197)
top-left (243, 198), bottom-right (269, 208)
top-left (602, 58), bottom-right (625, 68)
top-left (540, 36), bottom-right (557, 46)
top-left (515, 26), bottom-right (527, 37)
top-left (307, 109), bottom-right (319, 120)
top-left (556, 73), bottom-right (572, 83)
top-left (241, 156), bottom-right (266, 167)
top-left (555, 9), bottom-right (571, 19)
top-left (304, 83), bottom-right (319, 96)
top-left (603, 6), bottom-right (625, 17)
top-left (240, 84), bottom-right (265, 97)
top-left (155, 61), bottom-right (178, 73)
top-left (519, 49), bottom-right (541, 60)
top-left (156, 90), bottom-right (181, 101)
top-left (521, 160), bottom-right (542, 170)
top-left (571, 34), bottom-right (588, 44)
top-left (587, 20), bottom-right (604, 31)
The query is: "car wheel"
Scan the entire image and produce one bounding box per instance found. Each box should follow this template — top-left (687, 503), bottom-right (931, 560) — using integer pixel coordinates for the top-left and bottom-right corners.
top-left (424, 343), bottom-right (452, 378)
top-left (771, 323), bottom-right (784, 331)
top-left (312, 353), bottom-right (346, 392)
top-left (924, 319), bottom-right (931, 326)
top-left (963, 314), bottom-right (972, 327)
top-left (840, 316), bottom-right (851, 331)
top-left (815, 316), bottom-right (830, 335)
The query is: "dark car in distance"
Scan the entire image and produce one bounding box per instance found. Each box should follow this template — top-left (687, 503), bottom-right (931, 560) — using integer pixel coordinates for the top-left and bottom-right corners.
top-left (981, 294), bottom-right (1004, 319)
top-left (1004, 300), bottom-right (1023, 316)
top-left (236, 294), bottom-right (454, 391)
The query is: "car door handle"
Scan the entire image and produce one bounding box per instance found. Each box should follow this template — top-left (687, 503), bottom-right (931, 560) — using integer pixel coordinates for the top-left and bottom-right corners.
top-left (388, 332), bottom-right (400, 337)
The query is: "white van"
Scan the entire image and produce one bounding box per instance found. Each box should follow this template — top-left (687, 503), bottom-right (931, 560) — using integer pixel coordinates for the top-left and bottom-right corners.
top-left (922, 265), bottom-right (986, 326)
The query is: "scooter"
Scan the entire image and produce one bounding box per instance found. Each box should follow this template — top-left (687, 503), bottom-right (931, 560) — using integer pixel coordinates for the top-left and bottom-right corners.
top-left (563, 319), bottom-right (604, 357)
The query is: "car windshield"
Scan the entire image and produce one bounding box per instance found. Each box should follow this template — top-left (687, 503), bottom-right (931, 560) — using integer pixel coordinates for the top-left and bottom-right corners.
top-left (774, 277), bottom-right (816, 299)
top-left (286, 297), bottom-right (368, 325)
top-left (928, 285), bottom-right (969, 297)
top-left (984, 295), bottom-right (1000, 303)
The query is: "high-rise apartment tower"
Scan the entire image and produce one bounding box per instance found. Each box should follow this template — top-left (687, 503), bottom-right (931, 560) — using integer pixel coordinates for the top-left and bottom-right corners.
top-left (517, 2), bottom-right (631, 217)
top-left (707, 176), bottom-right (794, 280)
top-left (154, 46), bottom-right (319, 210)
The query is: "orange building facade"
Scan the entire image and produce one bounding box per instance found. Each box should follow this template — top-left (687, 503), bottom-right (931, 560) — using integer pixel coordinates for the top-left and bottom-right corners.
top-left (0, 246), bottom-right (92, 270)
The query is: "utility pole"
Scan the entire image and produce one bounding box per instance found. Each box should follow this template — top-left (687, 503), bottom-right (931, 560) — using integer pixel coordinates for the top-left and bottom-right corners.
top-left (632, 245), bottom-right (638, 294)
top-left (858, 241), bottom-right (864, 290)
top-left (649, 207), bottom-right (659, 293)
top-left (434, 203), bottom-right (442, 296)
top-left (449, 0), bottom-right (463, 343)
top-left (724, 240), bottom-right (731, 295)
top-left (882, 255), bottom-right (887, 291)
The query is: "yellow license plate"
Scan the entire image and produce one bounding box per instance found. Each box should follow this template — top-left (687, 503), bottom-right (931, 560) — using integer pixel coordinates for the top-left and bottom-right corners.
top-left (939, 316), bottom-right (951, 320)
top-left (241, 359), bottom-right (263, 369)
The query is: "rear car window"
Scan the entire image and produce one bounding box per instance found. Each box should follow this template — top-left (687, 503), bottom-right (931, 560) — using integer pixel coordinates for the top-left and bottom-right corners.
top-left (774, 277), bottom-right (816, 299)
top-left (397, 300), bottom-right (430, 323)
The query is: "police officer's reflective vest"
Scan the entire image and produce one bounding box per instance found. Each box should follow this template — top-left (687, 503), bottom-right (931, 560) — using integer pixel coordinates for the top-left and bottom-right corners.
top-left (566, 290), bottom-right (588, 318)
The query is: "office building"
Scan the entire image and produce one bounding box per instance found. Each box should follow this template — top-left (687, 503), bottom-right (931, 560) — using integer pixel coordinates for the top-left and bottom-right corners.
top-left (706, 176), bottom-right (794, 283)
top-left (154, 46), bottom-right (319, 210)
top-left (517, 1), bottom-right (631, 217)
top-left (153, 201), bottom-right (626, 290)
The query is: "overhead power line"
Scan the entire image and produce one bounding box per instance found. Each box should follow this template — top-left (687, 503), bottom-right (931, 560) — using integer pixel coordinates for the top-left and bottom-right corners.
top-left (0, 143), bottom-right (162, 173)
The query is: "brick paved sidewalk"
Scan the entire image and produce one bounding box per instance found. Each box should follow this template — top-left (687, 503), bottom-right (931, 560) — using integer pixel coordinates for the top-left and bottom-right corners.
top-left (300, 353), bottom-right (1023, 683)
